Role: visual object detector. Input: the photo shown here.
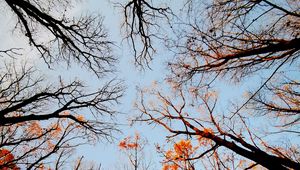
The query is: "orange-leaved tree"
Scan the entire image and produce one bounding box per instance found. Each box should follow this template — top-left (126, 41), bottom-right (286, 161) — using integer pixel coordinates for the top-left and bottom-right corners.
top-left (158, 139), bottom-right (198, 170)
top-left (118, 133), bottom-right (151, 170)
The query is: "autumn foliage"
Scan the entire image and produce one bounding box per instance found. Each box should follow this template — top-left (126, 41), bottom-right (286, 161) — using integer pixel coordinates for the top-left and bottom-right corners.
top-left (119, 133), bottom-right (140, 150)
top-left (1, 0), bottom-right (299, 169)
top-left (160, 139), bottom-right (196, 170)
top-left (118, 133), bottom-right (149, 170)
top-left (0, 149), bottom-right (19, 170)
top-left (133, 0), bottom-right (300, 169)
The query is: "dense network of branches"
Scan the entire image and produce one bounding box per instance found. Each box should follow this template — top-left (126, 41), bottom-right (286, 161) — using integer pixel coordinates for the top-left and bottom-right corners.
top-left (3, 0), bottom-right (115, 76)
top-left (161, 0), bottom-right (299, 85)
top-left (131, 0), bottom-right (300, 169)
top-left (121, 0), bottom-right (171, 68)
top-left (0, 0), bottom-right (123, 169)
top-left (1, 0), bottom-right (300, 169)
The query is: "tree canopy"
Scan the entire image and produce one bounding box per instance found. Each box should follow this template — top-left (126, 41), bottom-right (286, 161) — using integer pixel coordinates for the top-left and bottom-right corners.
top-left (0, 0), bottom-right (299, 169)
top-left (131, 0), bottom-right (300, 169)
top-left (0, 0), bottom-right (122, 169)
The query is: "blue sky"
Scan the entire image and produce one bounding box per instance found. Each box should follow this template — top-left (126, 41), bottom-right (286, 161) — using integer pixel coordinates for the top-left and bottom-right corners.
top-left (0, 0), bottom-right (167, 168)
top-left (0, 1), bottom-right (263, 168)
top-left (64, 0), bottom-right (170, 168)
top-left (1, 0), bottom-right (298, 169)
top-left (72, 1), bottom-right (234, 168)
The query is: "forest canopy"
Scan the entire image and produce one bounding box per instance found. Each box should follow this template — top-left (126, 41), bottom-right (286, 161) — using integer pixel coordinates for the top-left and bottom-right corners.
top-left (0, 0), bottom-right (299, 169)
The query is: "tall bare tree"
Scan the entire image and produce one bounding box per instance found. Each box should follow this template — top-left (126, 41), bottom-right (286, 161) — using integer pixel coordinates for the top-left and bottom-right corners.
top-left (121, 0), bottom-right (171, 68)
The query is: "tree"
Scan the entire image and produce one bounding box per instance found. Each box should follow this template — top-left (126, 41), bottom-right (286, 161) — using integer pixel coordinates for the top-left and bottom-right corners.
top-left (118, 133), bottom-right (151, 170)
top-left (130, 0), bottom-right (300, 169)
top-left (3, 0), bottom-right (115, 76)
top-left (0, 0), bottom-right (123, 169)
top-left (121, 0), bottom-right (171, 68)
top-left (157, 139), bottom-right (198, 170)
